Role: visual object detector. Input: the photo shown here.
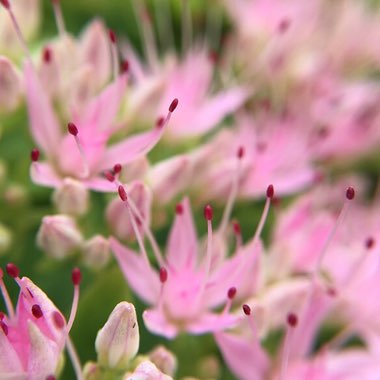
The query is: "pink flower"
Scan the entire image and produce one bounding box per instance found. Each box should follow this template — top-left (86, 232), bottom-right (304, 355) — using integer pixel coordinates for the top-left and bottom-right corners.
top-left (110, 194), bottom-right (268, 339)
top-left (0, 264), bottom-right (81, 380)
top-left (26, 59), bottom-right (177, 191)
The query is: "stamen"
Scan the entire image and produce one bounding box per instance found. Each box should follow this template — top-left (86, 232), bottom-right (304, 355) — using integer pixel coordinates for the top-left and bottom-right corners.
top-left (1, 1), bottom-right (31, 58)
top-left (67, 122), bottom-right (90, 179)
top-left (30, 148), bottom-right (40, 162)
top-left (279, 313), bottom-right (298, 380)
top-left (67, 268), bottom-right (81, 333)
top-left (218, 146), bottom-right (245, 235)
top-left (6, 263), bottom-right (19, 278)
top-left (158, 267), bottom-right (168, 310)
top-left (0, 320), bottom-right (8, 336)
top-left (42, 47), bottom-right (53, 64)
top-left (66, 336), bottom-right (84, 380)
top-left (109, 29), bottom-right (119, 80)
top-left (46, 375), bottom-right (56, 380)
top-left (314, 187), bottom-right (355, 276)
top-left (121, 60), bottom-right (129, 74)
top-left (242, 304), bottom-right (260, 341)
top-left (159, 267), bottom-right (168, 283)
top-left (232, 220), bottom-right (243, 248)
top-left (223, 287), bottom-right (237, 314)
top-left (51, 0), bottom-right (66, 36)
top-left (113, 163), bottom-right (122, 175)
top-left (132, 0), bottom-right (158, 68)
top-left (0, 268), bottom-right (15, 319)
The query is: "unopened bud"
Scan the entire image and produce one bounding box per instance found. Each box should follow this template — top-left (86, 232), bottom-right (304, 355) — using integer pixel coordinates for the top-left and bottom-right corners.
top-left (37, 215), bottom-right (83, 259)
top-left (95, 302), bottom-right (139, 370)
top-left (148, 346), bottom-right (177, 377)
top-left (52, 178), bottom-right (89, 216)
top-left (83, 361), bottom-right (102, 380)
top-left (0, 223), bottom-right (12, 255)
top-left (81, 235), bottom-right (110, 270)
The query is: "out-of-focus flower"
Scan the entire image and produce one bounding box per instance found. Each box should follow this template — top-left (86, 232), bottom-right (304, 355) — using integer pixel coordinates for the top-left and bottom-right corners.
top-left (148, 346), bottom-right (177, 377)
top-left (37, 214), bottom-right (83, 259)
top-left (0, 56), bottom-right (22, 112)
top-left (123, 360), bottom-right (173, 380)
top-left (0, 223), bottom-right (12, 254)
top-left (0, 263), bottom-right (81, 380)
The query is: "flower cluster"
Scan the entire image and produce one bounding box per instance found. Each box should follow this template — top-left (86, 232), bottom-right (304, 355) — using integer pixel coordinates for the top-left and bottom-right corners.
top-left (1, 0), bottom-right (380, 379)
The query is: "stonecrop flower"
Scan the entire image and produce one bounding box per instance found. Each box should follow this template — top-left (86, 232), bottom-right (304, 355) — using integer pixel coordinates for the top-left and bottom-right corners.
top-left (0, 263), bottom-right (81, 380)
top-left (110, 172), bottom-right (275, 338)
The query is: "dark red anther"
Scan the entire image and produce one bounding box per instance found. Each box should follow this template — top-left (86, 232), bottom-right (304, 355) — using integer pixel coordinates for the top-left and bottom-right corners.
top-left (31, 148), bottom-right (40, 162)
top-left (266, 184), bottom-right (274, 199)
top-left (0, 321), bottom-right (8, 336)
top-left (159, 267), bottom-right (168, 283)
top-left (104, 170), bottom-right (115, 182)
top-left (278, 18), bottom-right (291, 33)
top-left (0, 311), bottom-right (4, 320)
top-left (109, 29), bottom-right (116, 43)
top-left (327, 287), bottom-right (337, 297)
top-left (118, 185), bottom-right (127, 202)
top-left (287, 312), bottom-right (298, 327)
top-left (346, 186), bottom-right (355, 200)
top-left (32, 304), bottom-right (43, 319)
top-left (169, 98), bottom-right (179, 113)
top-left (208, 50), bottom-right (218, 64)
top-left (71, 268), bottom-right (81, 285)
top-left (46, 375), bottom-right (57, 380)
top-left (6, 263), bottom-right (19, 278)
top-left (242, 304), bottom-right (251, 316)
top-left (121, 60), bottom-right (129, 73)
top-left (113, 163), bottom-right (122, 174)
top-left (233, 221), bottom-right (241, 235)
top-left (42, 47), bottom-right (52, 63)
top-left (204, 205), bottom-right (213, 221)
top-left (0, 0), bottom-right (10, 9)
top-left (175, 203), bottom-right (184, 215)
top-left (156, 116), bottom-right (165, 129)
top-left (365, 237), bottom-right (375, 250)
top-left (237, 146), bottom-right (245, 159)
top-left (52, 311), bottom-right (65, 329)
top-left (227, 287), bottom-right (237, 300)
top-left (67, 122), bottom-right (78, 136)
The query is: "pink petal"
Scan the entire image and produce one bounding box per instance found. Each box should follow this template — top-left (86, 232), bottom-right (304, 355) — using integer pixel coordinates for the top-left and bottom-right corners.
top-left (142, 309), bottom-right (178, 339)
top-left (166, 197), bottom-right (198, 270)
top-left (0, 330), bottom-right (24, 376)
top-left (109, 237), bottom-right (160, 304)
top-left (215, 330), bottom-right (269, 380)
top-left (75, 74), bottom-right (127, 133)
top-left (30, 162), bottom-right (62, 188)
top-left (24, 61), bottom-right (61, 158)
top-left (100, 126), bottom-right (166, 170)
top-left (187, 312), bottom-right (241, 335)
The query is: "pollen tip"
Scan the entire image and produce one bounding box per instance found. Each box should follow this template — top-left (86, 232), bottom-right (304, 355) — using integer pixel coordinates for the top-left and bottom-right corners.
top-left (237, 146), bottom-right (245, 159)
top-left (365, 237), bottom-right (375, 249)
top-left (109, 29), bottom-right (116, 43)
top-left (31, 304), bottom-right (43, 319)
top-left (169, 98), bottom-right (179, 113)
top-left (113, 163), bottom-right (122, 174)
top-left (159, 267), bottom-right (168, 283)
top-left (266, 184), bottom-right (274, 199)
top-left (0, 0), bottom-right (10, 9)
top-left (6, 263), bottom-right (19, 278)
top-left (0, 321), bottom-right (8, 336)
top-left (42, 47), bottom-right (52, 63)
top-left (30, 148), bottom-right (40, 162)
top-left (232, 221), bottom-right (241, 235)
top-left (204, 204), bottom-right (213, 221)
top-left (71, 267), bottom-right (81, 286)
top-left (227, 287), bottom-right (237, 300)
top-left (118, 185), bottom-right (127, 202)
top-left (156, 116), bottom-right (165, 129)
top-left (121, 59), bottom-right (129, 73)
top-left (346, 186), bottom-right (355, 200)
top-left (287, 312), bottom-right (298, 327)
top-left (67, 122), bottom-right (78, 136)
top-left (104, 170), bottom-right (115, 182)
top-left (175, 203), bottom-right (184, 215)
top-left (242, 304), bottom-right (251, 316)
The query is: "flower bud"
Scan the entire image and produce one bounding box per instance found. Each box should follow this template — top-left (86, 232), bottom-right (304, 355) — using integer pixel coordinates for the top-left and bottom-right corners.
top-left (0, 223), bottom-right (12, 255)
top-left (52, 178), bottom-right (89, 216)
top-left (95, 302), bottom-right (139, 370)
top-left (83, 361), bottom-right (102, 380)
top-left (37, 215), bottom-right (83, 259)
top-left (123, 361), bottom-right (173, 380)
top-left (106, 181), bottom-right (152, 241)
top-left (82, 235), bottom-right (110, 270)
top-left (148, 346), bottom-right (177, 377)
